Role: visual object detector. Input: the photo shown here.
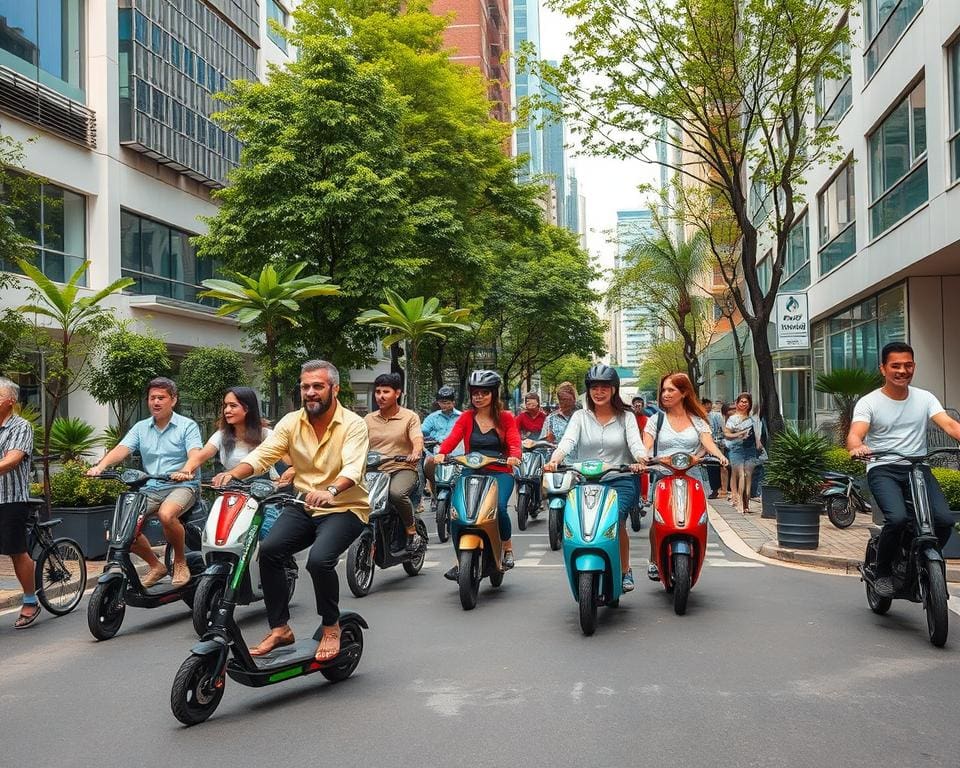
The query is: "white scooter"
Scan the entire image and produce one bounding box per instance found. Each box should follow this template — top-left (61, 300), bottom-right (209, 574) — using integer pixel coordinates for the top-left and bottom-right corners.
top-left (191, 481), bottom-right (298, 637)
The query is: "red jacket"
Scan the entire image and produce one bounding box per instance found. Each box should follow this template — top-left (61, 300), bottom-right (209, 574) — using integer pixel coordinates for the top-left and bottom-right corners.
top-left (439, 410), bottom-right (521, 473)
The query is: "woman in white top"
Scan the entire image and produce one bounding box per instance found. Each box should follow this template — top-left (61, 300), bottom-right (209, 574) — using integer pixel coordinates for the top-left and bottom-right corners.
top-left (642, 373), bottom-right (727, 580)
top-left (723, 392), bottom-right (762, 514)
top-left (544, 365), bottom-right (645, 592)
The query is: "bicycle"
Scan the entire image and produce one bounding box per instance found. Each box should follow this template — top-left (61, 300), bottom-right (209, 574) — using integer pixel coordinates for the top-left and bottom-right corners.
top-left (25, 497), bottom-right (88, 616)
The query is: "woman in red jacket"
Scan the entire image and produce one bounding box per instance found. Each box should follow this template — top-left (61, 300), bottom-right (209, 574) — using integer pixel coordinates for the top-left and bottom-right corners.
top-left (435, 370), bottom-right (521, 578)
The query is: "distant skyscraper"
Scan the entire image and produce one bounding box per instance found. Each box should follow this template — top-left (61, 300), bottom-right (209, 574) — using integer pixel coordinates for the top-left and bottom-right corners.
top-left (616, 209), bottom-right (658, 369)
top-left (513, 0), bottom-right (543, 181)
top-left (542, 70), bottom-right (566, 231)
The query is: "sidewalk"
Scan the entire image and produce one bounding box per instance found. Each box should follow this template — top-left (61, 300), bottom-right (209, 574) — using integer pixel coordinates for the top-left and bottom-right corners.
top-left (708, 495), bottom-right (960, 582)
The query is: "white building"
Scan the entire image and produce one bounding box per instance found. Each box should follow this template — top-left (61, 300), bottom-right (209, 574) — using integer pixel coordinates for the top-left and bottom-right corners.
top-left (0, 1), bottom-right (389, 428)
top-left (702, 0), bottom-right (960, 427)
top-left (613, 209), bottom-right (658, 369)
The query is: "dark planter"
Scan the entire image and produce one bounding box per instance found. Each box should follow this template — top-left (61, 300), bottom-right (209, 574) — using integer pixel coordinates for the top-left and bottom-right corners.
top-left (775, 502), bottom-right (821, 550)
top-left (50, 504), bottom-right (114, 560)
top-left (760, 485), bottom-right (784, 519)
top-left (942, 511), bottom-right (960, 559)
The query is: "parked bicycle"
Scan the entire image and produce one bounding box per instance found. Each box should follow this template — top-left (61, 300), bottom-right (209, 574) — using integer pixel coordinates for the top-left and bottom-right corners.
top-left (25, 497), bottom-right (88, 616)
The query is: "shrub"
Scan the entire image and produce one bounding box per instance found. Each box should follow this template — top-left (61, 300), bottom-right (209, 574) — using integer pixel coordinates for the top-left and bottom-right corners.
top-left (30, 460), bottom-right (124, 507)
top-left (823, 447), bottom-right (866, 477)
top-left (932, 468), bottom-right (960, 512)
top-left (48, 417), bottom-right (103, 461)
top-left (765, 428), bottom-right (830, 504)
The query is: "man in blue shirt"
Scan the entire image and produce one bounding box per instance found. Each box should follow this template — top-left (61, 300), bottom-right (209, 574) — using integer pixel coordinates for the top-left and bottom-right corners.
top-left (88, 377), bottom-right (203, 588)
top-left (422, 386), bottom-right (462, 489)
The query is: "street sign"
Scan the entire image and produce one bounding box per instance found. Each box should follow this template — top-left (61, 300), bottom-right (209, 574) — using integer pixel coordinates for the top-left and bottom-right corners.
top-left (775, 292), bottom-right (809, 349)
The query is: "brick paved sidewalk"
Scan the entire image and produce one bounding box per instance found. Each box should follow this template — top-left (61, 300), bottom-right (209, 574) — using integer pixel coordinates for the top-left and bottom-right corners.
top-left (709, 495), bottom-right (960, 582)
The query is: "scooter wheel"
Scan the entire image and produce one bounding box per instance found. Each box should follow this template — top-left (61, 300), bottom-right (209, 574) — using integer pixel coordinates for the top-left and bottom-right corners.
top-left (403, 519), bottom-right (429, 576)
top-left (516, 494), bottom-right (529, 531)
top-left (87, 580), bottom-right (125, 641)
top-left (489, 569), bottom-right (504, 588)
top-left (435, 498), bottom-right (450, 543)
top-left (923, 559), bottom-right (949, 648)
top-left (548, 509), bottom-right (562, 551)
top-left (825, 496), bottom-right (856, 528)
top-left (578, 572), bottom-right (598, 636)
top-left (458, 549), bottom-right (480, 610)
top-left (192, 576), bottom-right (225, 637)
top-left (865, 580), bottom-right (892, 615)
top-left (672, 553), bottom-right (691, 616)
top-left (346, 532), bottom-right (375, 597)
top-left (320, 620), bottom-right (364, 682)
top-left (170, 654), bottom-right (224, 726)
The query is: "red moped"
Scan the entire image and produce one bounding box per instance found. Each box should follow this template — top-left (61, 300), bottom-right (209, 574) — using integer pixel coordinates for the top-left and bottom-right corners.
top-left (647, 453), bottom-right (720, 615)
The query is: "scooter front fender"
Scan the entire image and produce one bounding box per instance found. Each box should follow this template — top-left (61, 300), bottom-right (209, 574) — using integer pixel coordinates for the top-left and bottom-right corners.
top-left (820, 487), bottom-right (848, 498)
top-left (923, 547), bottom-right (944, 564)
top-left (458, 533), bottom-right (484, 550)
top-left (670, 540), bottom-right (692, 556)
top-left (96, 570), bottom-right (125, 586)
top-left (202, 562), bottom-right (233, 578)
top-left (574, 553), bottom-right (606, 573)
top-left (190, 636), bottom-right (229, 657)
top-left (338, 610), bottom-right (369, 629)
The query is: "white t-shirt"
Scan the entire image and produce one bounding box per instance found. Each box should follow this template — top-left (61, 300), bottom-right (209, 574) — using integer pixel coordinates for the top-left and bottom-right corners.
top-left (645, 413), bottom-right (710, 456)
top-left (207, 427), bottom-right (274, 471)
top-left (851, 387), bottom-right (945, 471)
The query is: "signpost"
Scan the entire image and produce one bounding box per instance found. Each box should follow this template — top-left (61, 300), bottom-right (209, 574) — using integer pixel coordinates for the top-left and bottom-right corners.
top-left (775, 292), bottom-right (809, 350)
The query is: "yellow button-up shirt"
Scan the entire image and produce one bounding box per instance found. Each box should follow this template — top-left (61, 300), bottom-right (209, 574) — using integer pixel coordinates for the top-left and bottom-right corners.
top-left (242, 401), bottom-right (371, 522)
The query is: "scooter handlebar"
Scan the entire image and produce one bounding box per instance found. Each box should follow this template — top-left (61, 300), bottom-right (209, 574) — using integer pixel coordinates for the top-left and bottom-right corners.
top-left (861, 447), bottom-right (960, 463)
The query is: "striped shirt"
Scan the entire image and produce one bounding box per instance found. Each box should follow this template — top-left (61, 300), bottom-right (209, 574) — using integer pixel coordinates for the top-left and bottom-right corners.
top-left (0, 413), bottom-right (33, 503)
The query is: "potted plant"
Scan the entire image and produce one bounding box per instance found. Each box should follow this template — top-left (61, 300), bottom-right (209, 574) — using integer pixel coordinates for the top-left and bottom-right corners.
top-left (932, 467), bottom-right (960, 559)
top-left (764, 428), bottom-right (830, 549)
top-left (31, 460), bottom-right (124, 559)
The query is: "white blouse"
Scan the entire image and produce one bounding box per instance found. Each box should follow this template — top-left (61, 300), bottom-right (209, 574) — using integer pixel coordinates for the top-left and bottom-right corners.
top-left (555, 409), bottom-right (645, 466)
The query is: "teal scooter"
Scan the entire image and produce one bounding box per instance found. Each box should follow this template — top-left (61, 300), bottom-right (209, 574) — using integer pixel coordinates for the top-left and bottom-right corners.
top-left (550, 461), bottom-right (632, 636)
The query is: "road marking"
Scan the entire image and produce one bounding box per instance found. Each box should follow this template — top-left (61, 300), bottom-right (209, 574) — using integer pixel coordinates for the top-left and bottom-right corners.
top-left (707, 561), bottom-right (765, 568)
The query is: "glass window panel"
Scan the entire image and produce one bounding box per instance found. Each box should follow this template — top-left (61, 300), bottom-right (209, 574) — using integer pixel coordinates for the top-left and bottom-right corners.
top-left (952, 137), bottom-right (960, 183)
top-left (818, 223), bottom-right (856, 274)
top-left (41, 184), bottom-right (65, 251)
top-left (870, 161), bottom-right (928, 237)
top-left (139, 218), bottom-right (171, 278)
top-left (171, 38), bottom-right (181, 69)
top-left (60, 187), bottom-right (84, 259)
top-left (196, 55), bottom-right (205, 86)
top-left (865, 0), bottom-right (922, 79)
top-left (151, 23), bottom-right (162, 53)
top-left (41, 250), bottom-right (66, 283)
top-left (10, 181), bottom-right (41, 244)
top-left (951, 43), bottom-right (960, 133)
top-left (0, 2), bottom-right (39, 75)
top-left (880, 99), bottom-right (909, 193)
top-left (140, 275), bottom-right (172, 297)
top-left (120, 210), bottom-right (140, 271)
top-left (877, 283), bottom-right (907, 344)
top-left (911, 80), bottom-right (926, 158)
top-left (134, 10), bottom-right (148, 44)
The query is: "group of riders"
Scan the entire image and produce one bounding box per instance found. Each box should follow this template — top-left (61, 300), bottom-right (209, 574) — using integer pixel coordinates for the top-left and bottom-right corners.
top-left (2, 340), bottom-right (958, 656)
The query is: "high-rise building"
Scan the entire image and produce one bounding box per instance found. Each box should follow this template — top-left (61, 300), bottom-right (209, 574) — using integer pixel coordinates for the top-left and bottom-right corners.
top-left (432, 0), bottom-right (511, 122)
top-left (541, 69), bottom-right (566, 230)
top-left (512, 0), bottom-right (542, 180)
top-left (615, 209), bottom-right (658, 369)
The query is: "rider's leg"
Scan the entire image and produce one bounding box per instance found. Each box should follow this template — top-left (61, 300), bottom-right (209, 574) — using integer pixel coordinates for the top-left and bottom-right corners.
top-left (493, 472), bottom-right (514, 549)
top-left (1, 503), bottom-right (35, 598)
top-left (258, 505), bottom-right (316, 631)
top-left (921, 466), bottom-right (956, 548)
top-left (387, 469), bottom-right (419, 534)
top-left (866, 465), bottom-right (910, 575)
top-left (135, 494), bottom-right (167, 584)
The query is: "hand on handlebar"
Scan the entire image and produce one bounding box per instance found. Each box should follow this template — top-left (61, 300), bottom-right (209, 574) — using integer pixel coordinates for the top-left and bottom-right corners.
top-left (169, 470), bottom-right (194, 482)
top-left (849, 445), bottom-right (872, 459)
top-left (506, 456), bottom-right (521, 468)
top-left (86, 465), bottom-right (105, 477)
top-left (304, 488), bottom-right (335, 509)
top-left (434, 453), bottom-right (446, 465)
top-left (211, 471), bottom-right (234, 488)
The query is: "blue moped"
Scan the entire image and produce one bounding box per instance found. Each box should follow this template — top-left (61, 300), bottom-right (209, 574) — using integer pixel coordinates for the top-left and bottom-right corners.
top-left (551, 460), bottom-right (631, 635)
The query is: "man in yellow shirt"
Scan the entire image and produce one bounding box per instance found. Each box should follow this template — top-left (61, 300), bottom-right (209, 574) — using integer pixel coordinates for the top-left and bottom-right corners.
top-left (213, 360), bottom-right (369, 663)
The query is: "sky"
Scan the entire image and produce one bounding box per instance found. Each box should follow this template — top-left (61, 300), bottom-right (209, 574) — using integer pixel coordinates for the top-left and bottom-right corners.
top-left (535, 5), bottom-right (661, 274)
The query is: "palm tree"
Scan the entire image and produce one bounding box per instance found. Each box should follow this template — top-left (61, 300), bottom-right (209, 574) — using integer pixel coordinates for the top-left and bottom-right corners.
top-left (200, 262), bottom-right (340, 418)
top-left (815, 368), bottom-right (884, 443)
top-left (16, 257), bottom-right (133, 502)
top-left (358, 291), bottom-right (470, 409)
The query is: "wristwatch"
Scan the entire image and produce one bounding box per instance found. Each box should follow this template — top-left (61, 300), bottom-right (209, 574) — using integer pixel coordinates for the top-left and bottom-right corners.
top-left (325, 485), bottom-right (339, 497)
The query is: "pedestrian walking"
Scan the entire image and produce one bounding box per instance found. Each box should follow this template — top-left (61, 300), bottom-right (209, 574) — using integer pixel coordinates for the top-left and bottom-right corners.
top-left (724, 392), bottom-right (762, 514)
top-left (0, 378), bottom-right (39, 628)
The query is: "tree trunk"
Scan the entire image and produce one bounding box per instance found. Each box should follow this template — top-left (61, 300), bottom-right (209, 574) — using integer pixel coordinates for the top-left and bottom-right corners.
top-left (748, 320), bottom-right (784, 437)
top-left (407, 340), bottom-right (418, 413)
top-left (390, 342), bottom-right (404, 388)
top-left (732, 324), bottom-right (748, 394)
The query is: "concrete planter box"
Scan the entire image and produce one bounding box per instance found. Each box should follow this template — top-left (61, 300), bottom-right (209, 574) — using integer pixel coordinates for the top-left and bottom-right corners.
top-left (51, 505), bottom-right (114, 560)
top-left (775, 503), bottom-right (820, 550)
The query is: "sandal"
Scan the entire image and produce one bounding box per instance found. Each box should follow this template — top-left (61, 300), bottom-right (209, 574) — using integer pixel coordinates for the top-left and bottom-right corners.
top-left (315, 625), bottom-right (341, 662)
top-left (249, 628), bottom-right (295, 656)
top-left (14, 603), bottom-right (41, 629)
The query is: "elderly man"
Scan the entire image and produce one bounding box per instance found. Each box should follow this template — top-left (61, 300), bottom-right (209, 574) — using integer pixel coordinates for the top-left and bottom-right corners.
top-left (212, 360), bottom-right (370, 664)
top-left (0, 378), bottom-right (39, 628)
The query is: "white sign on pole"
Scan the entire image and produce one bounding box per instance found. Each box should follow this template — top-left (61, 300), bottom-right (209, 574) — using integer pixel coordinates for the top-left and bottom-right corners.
top-left (775, 292), bottom-right (809, 349)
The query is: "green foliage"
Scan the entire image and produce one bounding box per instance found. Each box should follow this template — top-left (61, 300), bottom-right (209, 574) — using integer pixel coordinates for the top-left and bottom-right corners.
top-left (823, 446), bottom-right (866, 477)
top-left (100, 424), bottom-right (126, 451)
top-left (88, 324), bottom-right (173, 430)
top-left (48, 417), bottom-right (103, 461)
top-left (29, 460), bottom-right (123, 508)
top-left (14, 402), bottom-right (43, 448)
top-left (932, 468), bottom-right (960, 512)
top-left (0, 135), bottom-right (43, 265)
top-left (636, 340), bottom-right (688, 392)
top-left (815, 368), bottom-right (883, 441)
top-left (765, 428), bottom-right (830, 504)
top-left (540, 355), bottom-right (592, 400)
top-left (178, 346), bottom-right (249, 426)
top-left (0, 307), bottom-right (31, 375)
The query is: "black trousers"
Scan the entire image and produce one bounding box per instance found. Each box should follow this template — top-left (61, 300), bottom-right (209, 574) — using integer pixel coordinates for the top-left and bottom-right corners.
top-left (867, 464), bottom-right (954, 575)
top-left (259, 506), bottom-right (365, 628)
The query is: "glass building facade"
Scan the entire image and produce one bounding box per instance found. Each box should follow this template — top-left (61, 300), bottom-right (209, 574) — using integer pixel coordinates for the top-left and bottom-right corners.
top-left (513, 0), bottom-right (543, 182)
top-left (0, 0), bottom-right (84, 101)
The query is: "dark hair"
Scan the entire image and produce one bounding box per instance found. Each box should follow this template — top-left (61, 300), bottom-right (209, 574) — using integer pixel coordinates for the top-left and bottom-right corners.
top-left (734, 391), bottom-right (753, 412)
top-left (469, 385), bottom-right (503, 424)
top-left (523, 391), bottom-right (540, 403)
top-left (217, 386), bottom-right (268, 456)
top-left (881, 342), bottom-right (914, 365)
top-left (146, 377), bottom-right (178, 398)
top-left (659, 373), bottom-right (708, 420)
top-left (585, 382), bottom-right (630, 414)
top-left (374, 373), bottom-right (403, 391)
top-left (702, 398), bottom-right (713, 407)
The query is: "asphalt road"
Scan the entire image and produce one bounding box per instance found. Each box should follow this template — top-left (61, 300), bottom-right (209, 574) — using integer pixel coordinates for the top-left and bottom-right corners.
top-left (2, 514), bottom-right (959, 768)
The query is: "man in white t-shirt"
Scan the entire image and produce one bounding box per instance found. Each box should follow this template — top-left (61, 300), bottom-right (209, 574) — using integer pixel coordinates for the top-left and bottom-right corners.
top-left (847, 342), bottom-right (960, 597)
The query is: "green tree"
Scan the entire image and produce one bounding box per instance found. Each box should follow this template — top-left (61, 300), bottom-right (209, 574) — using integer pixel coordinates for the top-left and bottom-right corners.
top-left (636, 340), bottom-right (689, 393)
top-left (194, 19), bottom-right (419, 373)
top-left (815, 368), bottom-right (883, 443)
top-left (88, 323), bottom-right (173, 430)
top-left (0, 134), bottom-right (43, 265)
top-left (358, 290), bottom-right (470, 409)
top-left (523, 0), bottom-right (854, 435)
top-left (178, 346), bottom-right (249, 431)
top-left (540, 355), bottom-right (592, 402)
top-left (16, 258), bottom-right (133, 497)
top-left (200, 262), bottom-right (341, 418)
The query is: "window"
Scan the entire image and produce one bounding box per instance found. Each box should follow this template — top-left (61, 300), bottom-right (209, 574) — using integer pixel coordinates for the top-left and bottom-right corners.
top-left (868, 80), bottom-right (927, 237)
top-left (0, 0), bottom-right (84, 100)
top-left (817, 160), bottom-right (856, 274)
top-left (864, 0), bottom-right (922, 80)
top-left (183, 48), bottom-right (194, 79)
top-left (0, 179), bottom-right (86, 284)
top-left (949, 40), bottom-right (960, 182)
top-left (120, 210), bottom-right (217, 304)
top-left (267, 0), bottom-right (289, 52)
top-left (756, 250), bottom-right (772, 294)
top-left (816, 30), bottom-right (852, 125)
top-left (782, 213), bottom-right (810, 291)
top-left (196, 56), bottom-right (206, 87)
top-left (171, 39), bottom-right (181, 70)
top-left (749, 177), bottom-right (772, 227)
top-left (134, 10), bottom-right (148, 45)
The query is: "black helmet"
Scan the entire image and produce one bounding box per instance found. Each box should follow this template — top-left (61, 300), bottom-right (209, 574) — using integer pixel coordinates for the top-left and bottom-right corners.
top-left (436, 385), bottom-right (456, 400)
top-left (468, 370), bottom-right (501, 389)
top-left (585, 364), bottom-right (619, 388)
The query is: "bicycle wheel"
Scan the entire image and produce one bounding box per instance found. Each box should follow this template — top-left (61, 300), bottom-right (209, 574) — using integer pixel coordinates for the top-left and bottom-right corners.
top-left (35, 537), bottom-right (87, 616)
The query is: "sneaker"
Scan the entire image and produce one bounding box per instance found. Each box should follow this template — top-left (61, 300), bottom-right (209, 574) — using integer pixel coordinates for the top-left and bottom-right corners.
top-left (406, 531), bottom-right (424, 553)
top-left (141, 564), bottom-right (168, 588)
top-left (647, 563), bottom-right (660, 581)
top-left (873, 575), bottom-right (894, 598)
top-left (621, 569), bottom-right (635, 592)
top-left (171, 561), bottom-right (191, 589)
top-left (502, 550), bottom-right (515, 569)
top-left (708, 491), bottom-right (719, 499)
top-left (443, 565), bottom-right (459, 581)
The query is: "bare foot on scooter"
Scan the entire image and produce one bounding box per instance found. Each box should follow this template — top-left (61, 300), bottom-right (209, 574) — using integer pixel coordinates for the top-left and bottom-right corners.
top-left (249, 626), bottom-right (295, 656)
top-left (315, 624), bottom-right (341, 662)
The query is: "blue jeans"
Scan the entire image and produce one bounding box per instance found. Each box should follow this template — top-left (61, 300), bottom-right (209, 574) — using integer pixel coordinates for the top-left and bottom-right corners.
top-left (451, 469), bottom-right (514, 542)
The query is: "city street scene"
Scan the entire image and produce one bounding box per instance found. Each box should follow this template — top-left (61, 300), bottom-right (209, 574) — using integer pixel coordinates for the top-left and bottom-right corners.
top-left (1, 0), bottom-right (960, 765)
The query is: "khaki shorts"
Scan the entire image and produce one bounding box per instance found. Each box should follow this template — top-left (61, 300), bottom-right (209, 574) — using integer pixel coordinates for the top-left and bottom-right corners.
top-left (142, 486), bottom-right (197, 516)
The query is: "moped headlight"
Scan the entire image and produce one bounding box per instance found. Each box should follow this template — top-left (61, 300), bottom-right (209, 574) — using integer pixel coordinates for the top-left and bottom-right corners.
top-left (670, 453), bottom-right (692, 470)
top-left (602, 522), bottom-right (617, 540)
top-left (698, 511), bottom-right (708, 526)
top-left (482, 507), bottom-right (498, 522)
top-left (450, 506), bottom-right (460, 521)
top-left (654, 509), bottom-right (665, 525)
top-left (563, 522), bottom-right (573, 539)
